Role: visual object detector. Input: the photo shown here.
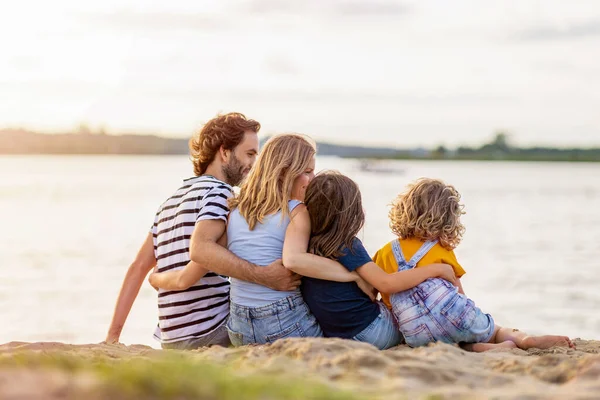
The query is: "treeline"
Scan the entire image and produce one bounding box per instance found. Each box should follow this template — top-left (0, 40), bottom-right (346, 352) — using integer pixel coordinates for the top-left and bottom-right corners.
top-left (425, 133), bottom-right (600, 162)
top-left (1, 128), bottom-right (599, 162)
top-left (0, 128), bottom-right (403, 157)
top-left (0, 129), bottom-right (189, 155)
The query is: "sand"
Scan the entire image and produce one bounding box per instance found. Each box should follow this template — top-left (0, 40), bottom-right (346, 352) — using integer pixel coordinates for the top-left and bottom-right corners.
top-left (1, 338), bottom-right (599, 399)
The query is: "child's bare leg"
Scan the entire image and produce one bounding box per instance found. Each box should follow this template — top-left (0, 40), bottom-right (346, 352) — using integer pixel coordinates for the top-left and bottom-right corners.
top-left (462, 341), bottom-right (517, 353)
top-left (491, 326), bottom-right (575, 350)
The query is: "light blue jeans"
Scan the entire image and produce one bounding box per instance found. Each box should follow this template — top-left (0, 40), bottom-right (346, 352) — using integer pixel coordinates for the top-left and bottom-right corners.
top-left (352, 301), bottom-right (403, 350)
top-left (226, 293), bottom-right (323, 346)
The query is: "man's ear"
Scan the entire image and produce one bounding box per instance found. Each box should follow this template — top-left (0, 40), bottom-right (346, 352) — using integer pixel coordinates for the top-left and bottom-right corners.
top-left (219, 146), bottom-right (230, 162)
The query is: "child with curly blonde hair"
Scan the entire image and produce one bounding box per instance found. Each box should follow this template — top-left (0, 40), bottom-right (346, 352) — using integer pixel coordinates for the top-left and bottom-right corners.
top-left (373, 178), bottom-right (575, 352)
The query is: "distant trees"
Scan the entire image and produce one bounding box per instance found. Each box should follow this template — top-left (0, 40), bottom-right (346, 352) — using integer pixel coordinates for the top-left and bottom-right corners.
top-left (456, 131), bottom-right (512, 159)
top-left (453, 131), bottom-right (600, 162)
top-left (432, 144), bottom-right (447, 159)
top-left (1, 128), bottom-right (599, 161)
top-left (77, 123), bottom-right (92, 135)
top-left (0, 129), bottom-right (189, 155)
top-left (480, 131), bottom-right (511, 153)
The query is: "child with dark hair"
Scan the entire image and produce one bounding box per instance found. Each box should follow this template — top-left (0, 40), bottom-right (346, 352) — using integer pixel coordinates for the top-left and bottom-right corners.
top-left (282, 171), bottom-right (456, 349)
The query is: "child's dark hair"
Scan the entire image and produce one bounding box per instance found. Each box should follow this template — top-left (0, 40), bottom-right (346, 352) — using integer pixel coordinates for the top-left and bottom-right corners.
top-left (304, 171), bottom-right (364, 259)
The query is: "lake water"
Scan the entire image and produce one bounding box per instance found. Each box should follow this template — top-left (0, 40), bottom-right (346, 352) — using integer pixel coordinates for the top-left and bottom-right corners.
top-left (1, 155), bottom-right (598, 347)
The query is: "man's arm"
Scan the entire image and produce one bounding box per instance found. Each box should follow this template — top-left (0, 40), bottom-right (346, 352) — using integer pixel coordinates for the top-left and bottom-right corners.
top-left (189, 219), bottom-right (301, 291)
top-left (105, 232), bottom-right (156, 344)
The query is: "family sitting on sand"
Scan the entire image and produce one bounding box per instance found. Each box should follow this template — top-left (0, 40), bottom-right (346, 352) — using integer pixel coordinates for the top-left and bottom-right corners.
top-left (106, 113), bottom-right (575, 352)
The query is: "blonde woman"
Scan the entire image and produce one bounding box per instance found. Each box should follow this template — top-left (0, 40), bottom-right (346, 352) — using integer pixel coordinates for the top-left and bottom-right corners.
top-left (151, 134), bottom-right (366, 345)
top-left (373, 178), bottom-right (575, 352)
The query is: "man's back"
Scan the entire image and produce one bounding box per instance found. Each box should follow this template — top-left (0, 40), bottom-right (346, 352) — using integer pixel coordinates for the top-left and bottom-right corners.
top-left (152, 175), bottom-right (232, 343)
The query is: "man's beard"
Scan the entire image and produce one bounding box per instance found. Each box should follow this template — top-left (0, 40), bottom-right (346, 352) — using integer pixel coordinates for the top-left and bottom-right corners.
top-left (222, 153), bottom-right (245, 186)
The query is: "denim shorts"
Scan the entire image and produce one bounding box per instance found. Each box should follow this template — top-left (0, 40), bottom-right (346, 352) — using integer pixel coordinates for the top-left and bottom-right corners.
top-left (352, 301), bottom-right (403, 350)
top-left (226, 293), bottom-right (323, 346)
top-left (161, 320), bottom-right (231, 350)
top-left (391, 278), bottom-right (495, 347)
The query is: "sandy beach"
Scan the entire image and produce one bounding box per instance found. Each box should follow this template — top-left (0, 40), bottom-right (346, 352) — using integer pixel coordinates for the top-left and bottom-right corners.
top-left (1, 338), bottom-right (599, 399)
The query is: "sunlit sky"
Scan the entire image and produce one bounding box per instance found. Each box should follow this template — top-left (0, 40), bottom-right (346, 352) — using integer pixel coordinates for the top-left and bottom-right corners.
top-left (1, 0), bottom-right (599, 147)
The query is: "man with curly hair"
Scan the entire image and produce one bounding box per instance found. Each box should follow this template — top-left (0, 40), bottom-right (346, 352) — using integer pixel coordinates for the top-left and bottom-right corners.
top-left (106, 113), bottom-right (301, 349)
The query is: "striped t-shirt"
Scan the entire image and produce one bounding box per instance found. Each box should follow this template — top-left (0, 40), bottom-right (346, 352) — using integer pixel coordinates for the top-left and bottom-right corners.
top-left (151, 175), bottom-right (232, 344)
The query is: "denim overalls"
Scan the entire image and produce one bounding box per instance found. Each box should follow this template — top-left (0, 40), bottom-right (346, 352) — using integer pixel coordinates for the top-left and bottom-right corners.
top-left (389, 239), bottom-right (496, 347)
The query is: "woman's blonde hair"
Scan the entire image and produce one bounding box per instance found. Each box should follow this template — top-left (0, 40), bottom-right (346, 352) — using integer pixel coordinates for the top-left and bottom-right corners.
top-left (389, 178), bottom-right (465, 250)
top-left (229, 134), bottom-right (316, 230)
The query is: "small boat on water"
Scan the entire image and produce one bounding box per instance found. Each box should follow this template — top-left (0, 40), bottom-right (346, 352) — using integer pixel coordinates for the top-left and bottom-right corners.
top-left (357, 160), bottom-right (405, 175)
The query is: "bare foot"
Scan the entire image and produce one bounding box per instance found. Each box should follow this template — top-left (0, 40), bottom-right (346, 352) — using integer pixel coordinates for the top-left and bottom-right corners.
top-left (521, 335), bottom-right (575, 350)
top-left (462, 341), bottom-right (517, 353)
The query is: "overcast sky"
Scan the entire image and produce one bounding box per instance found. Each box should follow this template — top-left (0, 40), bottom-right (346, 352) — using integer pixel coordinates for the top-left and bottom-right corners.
top-left (1, 0), bottom-right (599, 147)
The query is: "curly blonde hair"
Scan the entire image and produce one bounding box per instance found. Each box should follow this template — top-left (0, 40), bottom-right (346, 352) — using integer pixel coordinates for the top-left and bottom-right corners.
top-left (389, 178), bottom-right (465, 250)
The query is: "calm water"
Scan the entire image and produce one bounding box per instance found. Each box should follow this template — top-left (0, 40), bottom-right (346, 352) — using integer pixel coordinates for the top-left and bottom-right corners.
top-left (1, 155), bottom-right (598, 347)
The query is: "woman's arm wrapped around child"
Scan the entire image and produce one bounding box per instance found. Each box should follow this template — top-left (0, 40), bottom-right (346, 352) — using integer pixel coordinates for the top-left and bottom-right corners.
top-left (283, 204), bottom-right (376, 298)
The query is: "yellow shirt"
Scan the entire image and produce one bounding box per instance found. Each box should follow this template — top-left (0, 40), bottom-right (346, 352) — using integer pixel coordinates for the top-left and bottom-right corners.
top-left (372, 238), bottom-right (466, 309)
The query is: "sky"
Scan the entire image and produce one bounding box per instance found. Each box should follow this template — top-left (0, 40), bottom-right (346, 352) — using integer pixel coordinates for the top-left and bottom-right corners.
top-left (1, 0), bottom-right (599, 147)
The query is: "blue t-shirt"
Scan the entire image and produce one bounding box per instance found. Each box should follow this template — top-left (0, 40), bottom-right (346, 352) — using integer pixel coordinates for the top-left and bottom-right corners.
top-left (302, 238), bottom-right (380, 338)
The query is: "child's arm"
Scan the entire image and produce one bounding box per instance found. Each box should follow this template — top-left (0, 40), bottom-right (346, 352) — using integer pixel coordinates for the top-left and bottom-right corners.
top-left (148, 261), bottom-right (209, 291)
top-left (282, 204), bottom-right (360, 283)
top-left (147, 230), bottom-right (228, 290)
top-left (356, 261), bottom-right (457, 294)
